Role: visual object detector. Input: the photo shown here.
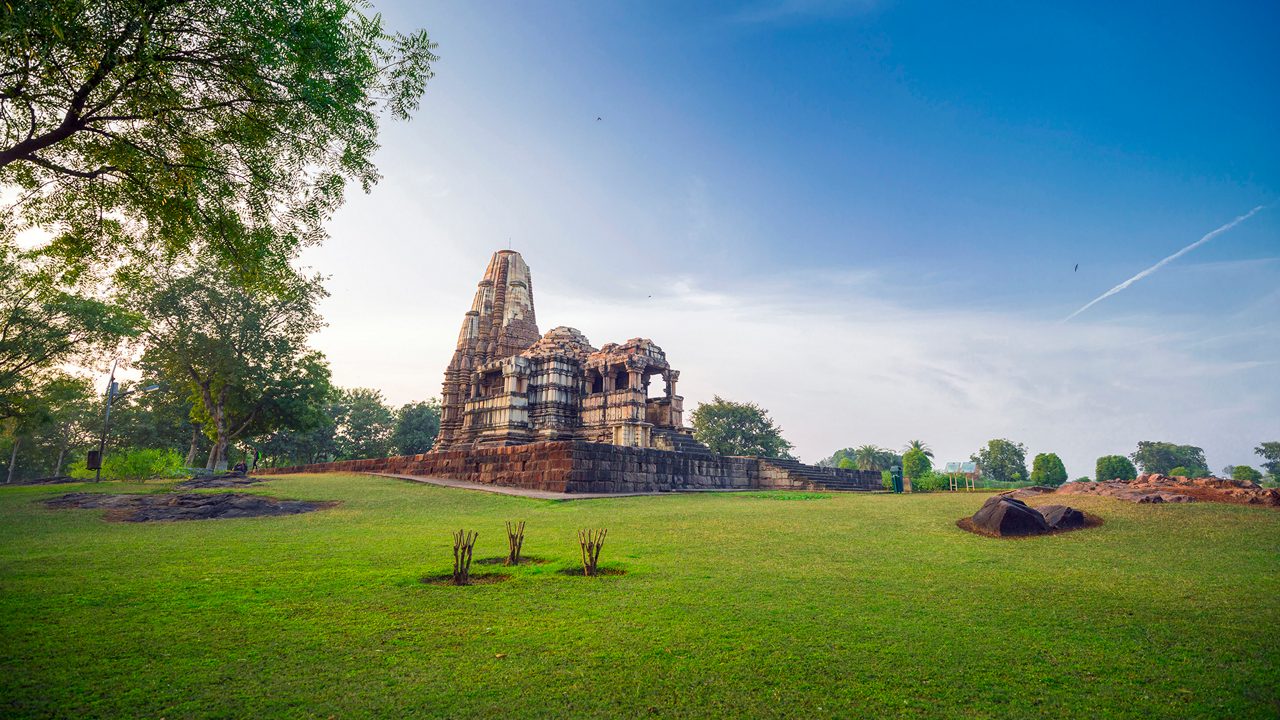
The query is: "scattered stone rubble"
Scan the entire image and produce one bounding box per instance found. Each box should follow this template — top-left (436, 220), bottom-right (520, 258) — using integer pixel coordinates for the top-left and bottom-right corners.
top-left (1056, 474), bottom-right (1279, 506)
top-left (44, 492), bottom-right (333, 522)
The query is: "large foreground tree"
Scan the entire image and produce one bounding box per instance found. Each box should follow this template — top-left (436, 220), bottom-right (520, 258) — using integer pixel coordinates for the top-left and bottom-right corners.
top-left (0, 0), bottom-right (437, 282)
top-left (131, 258), bottom-right (331, 469)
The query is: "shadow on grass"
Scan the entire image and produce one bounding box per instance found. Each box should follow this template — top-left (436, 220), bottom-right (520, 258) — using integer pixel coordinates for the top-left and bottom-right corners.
top-left (554, 567), bottom-right (627, 577)
top-left (419, 573), bottom-right (513, 586)
top-left (474, 555), bottom-right (550, 566)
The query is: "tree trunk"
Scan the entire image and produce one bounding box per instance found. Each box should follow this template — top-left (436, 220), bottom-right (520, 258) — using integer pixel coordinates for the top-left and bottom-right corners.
top-left (54, 444), bottom-right (67, 476)
top-left (205, 388), bottom-right (229, 472)
top-left (186, 425), bottom-right (200, 467)
top-left (6, 436), bottom-right (19, 483)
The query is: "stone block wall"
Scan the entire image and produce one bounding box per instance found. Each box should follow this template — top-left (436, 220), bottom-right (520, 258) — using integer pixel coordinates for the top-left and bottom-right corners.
top-left (254, 441), bottom-right (882, 494)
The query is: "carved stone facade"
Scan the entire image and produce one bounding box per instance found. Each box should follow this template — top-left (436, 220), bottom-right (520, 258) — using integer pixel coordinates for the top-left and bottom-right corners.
top-left (434, 250), bottom-right (691, 453)
top-left (256, 249), bottom-right (884, 493)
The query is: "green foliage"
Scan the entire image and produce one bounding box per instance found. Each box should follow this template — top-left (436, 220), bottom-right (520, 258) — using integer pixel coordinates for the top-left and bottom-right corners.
top-left (1255, 442), bottom-right (1280, 476)
top-left (881, 470), bottom-right (893, 491)
top-left (130, 254), bottom-right (331, 469)
top-left (1029, 452), bottom-right (1068, 487)
top-left (331, 388), bottom-right (396, 460)
top-left (1167, 466), bottom-right (1208, 479)
top-left (909, 471), bottom-right (946, 492)
top-left (901, 448), bottom-right (932, 479)
top-left (1231, 465), bottom-right (1262, 483)
top-left (392, 399), bottom-right (441, 455)
top-left (836, 457), bottom-right (856, 471)
top-left (971, 438), bottom-right (1027, 484)
top-left (690, 396), bottom-right (794, 459)
top-left (68, 447), bottom-right (184, 481)
top-left (816, 447), bottom-right (857, 468)
top-left (853, 445), bottom-right (895, 471)
top-left (901, 439), bottom-right (933, 458)
top-left (0, 0), bottom-right (437, 284)
top-left (1, 372), bottom-right (98, 482)
top-left (1131, 441), bottom-right (1207, 475)
top-left (1096, 455), bottom-right (1137, 481)
top-left (0, 241), bottom-right (141, 420)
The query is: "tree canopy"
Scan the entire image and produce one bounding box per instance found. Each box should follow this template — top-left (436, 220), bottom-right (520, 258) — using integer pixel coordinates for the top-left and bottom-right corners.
top-left (901, 448), bottom-right (931, 479)
top-left (392, 399), bottom-right (440, 455)
top-left (131, 254), bottom-right (331, 469)
top-left (1231, 465), bottom-right (1262, 483)
top-left (690, 396), bottom-right (794, 459)
top-left (1029, 452), bottom-right (1068, 487)
top-left (1255, 442), bottom-right (1280, 476)
top-left (0, 0), bottom-right (437, 283)
top-left (0, 241), bottom-right (140, 420)
top-left (1131, 441), bottom-right (1207, 476)
top-left (902, 439), bottom-right (933, 458)
top-left (1095, 454), bottom-right (1137, 482)
top-left (971, 438), bottom-right (1027, 484)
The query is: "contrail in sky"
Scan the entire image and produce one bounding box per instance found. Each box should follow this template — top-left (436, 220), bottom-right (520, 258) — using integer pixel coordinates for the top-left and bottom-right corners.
top-left (1063, 204), bottom-right (1270, 322)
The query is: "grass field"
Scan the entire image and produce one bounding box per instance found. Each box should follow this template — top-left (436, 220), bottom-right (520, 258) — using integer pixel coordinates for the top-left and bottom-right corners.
top-left (1, 473), bottom-right (1277, 718)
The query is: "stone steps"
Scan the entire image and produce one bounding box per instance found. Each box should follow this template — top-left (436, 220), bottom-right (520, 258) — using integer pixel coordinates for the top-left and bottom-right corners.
top-left (757, 457), bottom-right (881, 492)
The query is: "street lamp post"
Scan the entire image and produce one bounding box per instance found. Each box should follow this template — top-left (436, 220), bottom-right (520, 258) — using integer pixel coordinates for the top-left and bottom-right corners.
top-left (91, 359), bottom-right (161, 482)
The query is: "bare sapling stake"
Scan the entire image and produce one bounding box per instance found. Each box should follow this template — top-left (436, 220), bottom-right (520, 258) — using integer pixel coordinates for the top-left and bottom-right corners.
top-left (578, 528), bottom-right (607, 576)
top-left (505, 521), bottom-right (526, 566)
top-left (452, 529), bottom-right (478, 585)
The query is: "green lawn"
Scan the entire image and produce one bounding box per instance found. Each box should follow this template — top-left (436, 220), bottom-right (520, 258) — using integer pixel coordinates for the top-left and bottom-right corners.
top-left (1, 474), bottom-right (1277, 719)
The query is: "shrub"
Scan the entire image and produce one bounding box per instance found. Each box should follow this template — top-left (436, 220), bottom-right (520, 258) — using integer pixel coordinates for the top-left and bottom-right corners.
top-left (902, 448), bottom-right (932, 480)
top-left (881, 470), bottom-right (893, 491)
top-left (910, 471), bottom-right (946, 492)
top-left (837, 457), bottom-right (856, 470)
top-left (68, 448), bottom-right (185, 482)
top-left (1095, 455), bottom-right (1137, 482)
top-left (1029, 453), bottom-right (1068, 487)
top-left (1230, 465), bottom-right (1262, 483)
top-left (1168, 466), bottom-right (1208, 479)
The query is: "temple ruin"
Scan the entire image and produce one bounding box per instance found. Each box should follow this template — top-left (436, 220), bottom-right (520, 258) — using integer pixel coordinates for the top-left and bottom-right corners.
top-left (434, 250), bottom-right (691, 453)
top-left (258, 251), bottom-right (881, 494)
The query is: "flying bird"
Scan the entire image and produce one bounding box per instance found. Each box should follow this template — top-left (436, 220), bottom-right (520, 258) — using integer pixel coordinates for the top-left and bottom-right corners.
top-left (596, 116), bottom-right (602, 121)
top-left (1074, 264), bottom-right (1078, 272)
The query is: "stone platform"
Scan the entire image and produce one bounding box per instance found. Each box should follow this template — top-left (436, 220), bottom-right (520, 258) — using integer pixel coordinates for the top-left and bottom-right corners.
top-left (253, 441), bottom-right (881, 495)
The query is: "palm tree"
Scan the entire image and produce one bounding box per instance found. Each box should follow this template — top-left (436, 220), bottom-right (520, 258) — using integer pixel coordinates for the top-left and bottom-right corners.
top-left (854, 444), bottom-right (891, 471)
top-left (903, 439), bottom-right (934, 458)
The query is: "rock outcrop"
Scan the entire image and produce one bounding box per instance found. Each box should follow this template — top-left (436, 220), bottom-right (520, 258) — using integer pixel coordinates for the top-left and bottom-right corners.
top-left (1038, 504), bottom-right (1086, 529)
top-left (45, 492), bottom-right (333, 522)
top-left (1057, 474), bottom-right (1279, 506)
top-left (970, 495), bottom-right (1051, 536)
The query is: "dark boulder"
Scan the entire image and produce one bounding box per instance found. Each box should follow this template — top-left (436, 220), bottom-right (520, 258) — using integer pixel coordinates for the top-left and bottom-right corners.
top-left (1039, 504), bottom-right (1085, 529)
top-left (970, 495), bottom-right (1050, 537)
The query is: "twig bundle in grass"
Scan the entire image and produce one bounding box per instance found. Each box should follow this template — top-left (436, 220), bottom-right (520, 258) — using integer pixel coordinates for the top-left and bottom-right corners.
top-left (577, 528), bottom-right (607, 576)
top-left (505, 521), bottom-right (526, 566)
top-left (452, 530), bottom-right (478, 585)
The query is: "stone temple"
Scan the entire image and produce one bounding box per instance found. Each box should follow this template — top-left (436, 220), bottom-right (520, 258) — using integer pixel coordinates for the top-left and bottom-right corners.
top-left (259, 251), bottom-right (880, 494)
top-left (435, 249), bottom-right (691, 452)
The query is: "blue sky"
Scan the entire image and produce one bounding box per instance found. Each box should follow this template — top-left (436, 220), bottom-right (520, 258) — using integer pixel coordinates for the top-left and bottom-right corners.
top-left (304, 1), bottom-right (1279, 476)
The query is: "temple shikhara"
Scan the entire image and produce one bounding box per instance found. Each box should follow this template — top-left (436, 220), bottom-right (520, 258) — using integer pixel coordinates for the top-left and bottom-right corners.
top-left (259, 251), bottom-right (880, 494)
top-left (435, 250), bottom-right (690, 452)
